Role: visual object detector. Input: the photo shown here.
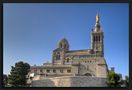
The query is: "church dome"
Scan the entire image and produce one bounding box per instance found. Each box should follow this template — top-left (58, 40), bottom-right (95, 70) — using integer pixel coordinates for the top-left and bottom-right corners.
top-left (58, 38), bottom-right (69, 50)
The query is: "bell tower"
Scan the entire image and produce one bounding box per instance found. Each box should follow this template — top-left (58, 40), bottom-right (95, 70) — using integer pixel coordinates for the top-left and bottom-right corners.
top-left (91, 14), bottom-right (104, 57)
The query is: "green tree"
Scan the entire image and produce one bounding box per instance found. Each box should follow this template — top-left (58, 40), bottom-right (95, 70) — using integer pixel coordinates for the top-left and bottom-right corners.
top-left (107, 71), bottom-right (121, 87)
top-left (124, 75), bottom-right (129, 87)
top-left (8, 61), bottom-right (30, 87)
top-left (3, 74), bottom-right (8, 87)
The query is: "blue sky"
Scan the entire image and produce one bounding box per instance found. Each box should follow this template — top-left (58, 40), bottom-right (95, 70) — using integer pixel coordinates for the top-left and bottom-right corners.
top-left (3, 3), bottom-right (128, 79)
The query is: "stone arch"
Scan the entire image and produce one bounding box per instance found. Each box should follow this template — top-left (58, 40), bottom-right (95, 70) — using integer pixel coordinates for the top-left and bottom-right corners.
top-left (83, 71), bottom-right (95, 77)
top-left (84, 73), bottom-right (92, 76)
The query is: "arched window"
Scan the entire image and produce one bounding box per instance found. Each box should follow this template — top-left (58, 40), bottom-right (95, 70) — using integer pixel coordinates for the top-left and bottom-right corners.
top-left (98, 36), bottom-right (100, 42)
top-left (94, 36), bottom-right (96, 42)
top-left (46, 69), bottom-right (50, 73)
top-left (53, 69), bottom-right (56, 73)
top-left (96, 36), bottom-right (98, 42)
top-left (56, 52), bottom-right (60, 60)
top-left (84, 73), bottom-right (92, 76)
top-left (97, 36), bottom-right (98, 42)
top-left (67, 69), bottom-right (71, 73)
top-left (67, 58), bottom-right (69, 63)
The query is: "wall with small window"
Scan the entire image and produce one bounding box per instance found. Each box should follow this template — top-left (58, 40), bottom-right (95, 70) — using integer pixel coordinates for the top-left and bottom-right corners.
top-left (30, 67), bottom-right (72, 76)
top-left (64, 57), bottom-right (72, 64)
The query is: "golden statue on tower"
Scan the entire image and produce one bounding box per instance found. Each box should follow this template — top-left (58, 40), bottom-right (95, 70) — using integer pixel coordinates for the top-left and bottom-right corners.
top-left (96, 14), bottom-right (99, 23)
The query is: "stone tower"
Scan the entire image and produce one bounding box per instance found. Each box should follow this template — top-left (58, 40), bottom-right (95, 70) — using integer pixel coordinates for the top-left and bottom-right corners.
top-left (52, 38), bottom-right (69, 65)
top-left (91, 14), bottom-right (104, 57)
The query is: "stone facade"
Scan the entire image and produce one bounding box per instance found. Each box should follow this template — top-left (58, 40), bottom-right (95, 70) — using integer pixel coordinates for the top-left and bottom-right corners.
top-left (27, 14), bottom-right (108, 87)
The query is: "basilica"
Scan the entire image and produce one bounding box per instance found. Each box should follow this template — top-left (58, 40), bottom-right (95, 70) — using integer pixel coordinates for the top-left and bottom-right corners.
top-left (27, 15), bottom-right (108, 86)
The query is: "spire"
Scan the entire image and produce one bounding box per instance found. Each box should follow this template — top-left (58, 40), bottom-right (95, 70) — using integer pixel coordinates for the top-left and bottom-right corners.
top-left (93, 13), bottom-right (101, 32)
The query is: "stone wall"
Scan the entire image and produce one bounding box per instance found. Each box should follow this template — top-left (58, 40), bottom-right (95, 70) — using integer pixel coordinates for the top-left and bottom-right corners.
top-left (31, 76), bottom-right (107, 87)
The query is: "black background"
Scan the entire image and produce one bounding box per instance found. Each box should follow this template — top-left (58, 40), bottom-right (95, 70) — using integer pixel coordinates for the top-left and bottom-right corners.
top-left (0, 0), bottom-right (131, 90)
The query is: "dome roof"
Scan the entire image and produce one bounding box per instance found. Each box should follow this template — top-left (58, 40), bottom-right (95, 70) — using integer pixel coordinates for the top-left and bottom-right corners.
top-left (58, 38), bottom-right (69, 50)
top-left (59, 38), bottom-right (69, 44)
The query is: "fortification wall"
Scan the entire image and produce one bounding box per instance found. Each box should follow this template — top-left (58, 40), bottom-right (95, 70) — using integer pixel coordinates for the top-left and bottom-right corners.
top-left (31, 76), bottom-right (107, 87)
